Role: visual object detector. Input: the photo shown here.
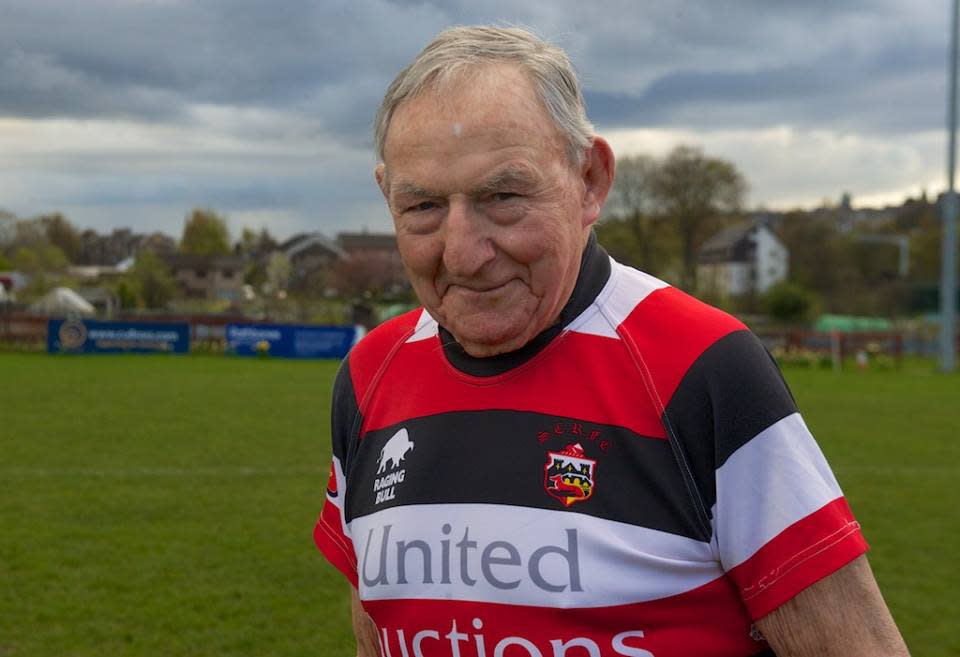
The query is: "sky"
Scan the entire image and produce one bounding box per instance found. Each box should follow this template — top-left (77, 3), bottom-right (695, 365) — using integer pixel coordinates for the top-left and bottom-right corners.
top-left (0, 0), bottom-right (952, 240)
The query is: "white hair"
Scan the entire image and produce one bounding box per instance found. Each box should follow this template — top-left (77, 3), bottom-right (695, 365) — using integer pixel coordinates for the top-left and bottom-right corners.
top-left (374, 25), bottom-right (595, 167)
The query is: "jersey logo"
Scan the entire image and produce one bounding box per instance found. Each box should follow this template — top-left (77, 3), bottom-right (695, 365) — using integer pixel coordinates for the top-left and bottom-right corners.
top-left (374, 428), bottom-right (414, 505)
top-left (544, 442), bottom-right (596, 506)
top-left (377, 428), bottom-right (414, 473)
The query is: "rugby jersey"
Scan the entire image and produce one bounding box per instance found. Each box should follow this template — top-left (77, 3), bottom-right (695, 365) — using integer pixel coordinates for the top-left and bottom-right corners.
top-left (314, 236), bottom-right (867, 657)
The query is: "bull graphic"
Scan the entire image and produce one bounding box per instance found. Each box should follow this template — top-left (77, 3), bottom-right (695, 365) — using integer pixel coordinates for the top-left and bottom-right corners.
top-left (377, 428), bottom-right (414, 473)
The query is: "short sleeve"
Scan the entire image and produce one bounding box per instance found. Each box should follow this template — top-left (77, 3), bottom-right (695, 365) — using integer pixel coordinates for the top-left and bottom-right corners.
top-left (313, 356), bottom-right (360, 588)
top-left (665, 329), bottom-right (868, 619)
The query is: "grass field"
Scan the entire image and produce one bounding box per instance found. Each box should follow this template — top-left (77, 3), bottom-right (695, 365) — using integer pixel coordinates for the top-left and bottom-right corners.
top-left (0, 353), bottom-right (957, 656)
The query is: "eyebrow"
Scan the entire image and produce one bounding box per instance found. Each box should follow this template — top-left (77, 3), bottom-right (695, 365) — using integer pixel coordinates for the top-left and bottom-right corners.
top-left (389, 165), bottom-right (538, 201)
top-left (390, 182), bottom-right (433, 199)
top-left (474, 166), bottom-right (537, 196)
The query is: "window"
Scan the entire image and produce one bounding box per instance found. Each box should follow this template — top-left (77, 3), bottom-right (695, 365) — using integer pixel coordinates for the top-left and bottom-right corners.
top-left (222, 269), bottom-right (234, 279)
top-left (196, 269), bottom-right (207, 279)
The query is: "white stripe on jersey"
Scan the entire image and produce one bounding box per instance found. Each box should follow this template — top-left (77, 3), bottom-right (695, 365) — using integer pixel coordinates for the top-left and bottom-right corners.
top-left (348, 502), bottom-right (722, 608)
top-left (406, 308), bottom-right (439, 343)
top-left (713, 412), bottom-right (844, 571)
top-left (568, 259), bottom-right (670, 339)
top-left (328, 455), bottom-right (351, 540)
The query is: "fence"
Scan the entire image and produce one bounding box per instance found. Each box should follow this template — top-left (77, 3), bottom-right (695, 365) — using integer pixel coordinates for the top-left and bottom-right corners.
top-left (3, 309), bottom-right (958, 365)
top-left (755, 328), bottom-right (960, 369)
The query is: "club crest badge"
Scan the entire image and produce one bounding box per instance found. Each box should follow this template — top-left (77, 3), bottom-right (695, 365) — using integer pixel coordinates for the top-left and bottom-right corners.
top-left (544, 442), bottom-right (596, 506)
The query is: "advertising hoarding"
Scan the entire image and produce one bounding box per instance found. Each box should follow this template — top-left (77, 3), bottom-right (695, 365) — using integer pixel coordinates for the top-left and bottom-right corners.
top-left (226, 323), bottom-right (355, 359)
top-left (48, 319), bottom-right (190, 354)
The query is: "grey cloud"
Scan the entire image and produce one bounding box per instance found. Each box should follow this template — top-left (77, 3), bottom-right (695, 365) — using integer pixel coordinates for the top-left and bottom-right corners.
top-left (585, 35), bottom-right (946, 135)
top-left (0, 0), bottom-right (947, 139)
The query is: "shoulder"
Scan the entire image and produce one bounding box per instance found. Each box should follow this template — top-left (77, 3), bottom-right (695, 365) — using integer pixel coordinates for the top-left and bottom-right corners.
top-left (600, 260), bottom-right (748, 402)
top-left (607, 259), bottom-right (745, 344)
top-left (344, 308), bottom-right (428, 403)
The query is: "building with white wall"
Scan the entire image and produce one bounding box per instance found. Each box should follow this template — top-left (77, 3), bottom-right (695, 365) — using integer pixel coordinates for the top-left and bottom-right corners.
top-left (697, 222), bottom-right (788, 297)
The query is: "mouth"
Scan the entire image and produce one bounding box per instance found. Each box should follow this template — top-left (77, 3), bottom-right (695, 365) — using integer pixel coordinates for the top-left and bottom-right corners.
top-left (444, 280), bottom-right (515, 296)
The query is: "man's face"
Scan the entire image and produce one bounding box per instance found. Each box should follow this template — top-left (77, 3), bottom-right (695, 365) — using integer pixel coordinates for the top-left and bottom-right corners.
top-left (377, 64), bottom-right (602, 358)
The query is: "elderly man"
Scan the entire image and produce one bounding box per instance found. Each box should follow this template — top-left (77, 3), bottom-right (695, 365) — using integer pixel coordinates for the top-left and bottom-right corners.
top-left (314, 26), bottom-right (909, 657)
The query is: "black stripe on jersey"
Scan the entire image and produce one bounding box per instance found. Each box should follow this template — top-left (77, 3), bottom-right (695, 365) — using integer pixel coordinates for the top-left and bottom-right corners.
top-left (345, 409), bottom-right (710, 541)
top-left (663, 329), bottom-right (798, 512)
top-left (331, 355), bottom-right (363, 475)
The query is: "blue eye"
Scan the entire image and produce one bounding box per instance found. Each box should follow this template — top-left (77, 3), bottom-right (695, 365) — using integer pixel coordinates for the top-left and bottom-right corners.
top-left (492, 192), bottom-right (518, 202)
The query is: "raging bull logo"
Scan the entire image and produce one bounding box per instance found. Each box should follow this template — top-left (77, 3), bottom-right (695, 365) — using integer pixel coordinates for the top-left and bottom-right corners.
top-left (373, 428), bottom-right (414, 505)
top-left (544, 442), bottom-right (596, 506)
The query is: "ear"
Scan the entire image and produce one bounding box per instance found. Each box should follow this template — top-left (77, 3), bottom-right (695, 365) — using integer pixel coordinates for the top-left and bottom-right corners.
top-left (579, 136), bottom-right (616, 229)
top-left (374, 163), bottom-right (389, 201)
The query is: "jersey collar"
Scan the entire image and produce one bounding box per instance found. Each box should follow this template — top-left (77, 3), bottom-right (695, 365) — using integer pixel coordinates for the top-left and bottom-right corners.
top-left (438, 231), bottom-right (611, 377)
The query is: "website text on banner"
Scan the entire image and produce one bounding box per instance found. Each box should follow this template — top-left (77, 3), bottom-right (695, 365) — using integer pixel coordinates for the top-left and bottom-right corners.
top-left (48, 319), bottom-right (190, 354)
top-left (226, 324), bottom-right (356, 359)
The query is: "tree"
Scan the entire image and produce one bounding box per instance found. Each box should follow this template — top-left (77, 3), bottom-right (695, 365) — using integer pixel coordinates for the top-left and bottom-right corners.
top-left (130, 250), bottom-right (176, 309)
top-left (604, 155), bottom-right (666, 273)
top-left (906, 207), bottom-right (941, 283)
top-left (763, 281), bottom-right (814, 323)
top-left (179, 209), bottom-right (230, 256)
top-left (11, 243), bottom-right (68, 274)
top-left (651, 146), bottom-right (746, 293)
top-left (776, 214), bottom-right (862, 310)
top-left (140, 232), bottom-right (177, 257)
top-left (9, 243), bottom-right (70, 302)
top-left (236, 227), bottom-right (277, 259)
top-left (237, 227), bottom-right (258, 257)
top-left (13, 219), bottom-right (46, 247)
top-left (332, 251), bottom-right (407, 299)
top-left (40, 213), bottom-right (82, 263)
top-left (264, 252), bottom-right (291, 296)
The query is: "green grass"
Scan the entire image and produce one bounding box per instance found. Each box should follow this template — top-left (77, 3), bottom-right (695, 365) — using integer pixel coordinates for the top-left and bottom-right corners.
top-left (783, 363), bottom-right (960, 657)
top-left (0, 354), bottom-right (353, 657)
top-left (0, 354), bottom-right (956, 656)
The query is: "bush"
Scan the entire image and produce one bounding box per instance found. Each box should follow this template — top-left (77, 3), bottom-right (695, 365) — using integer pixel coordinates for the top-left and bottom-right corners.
top-left (763, 281), bottom-right (813, 323)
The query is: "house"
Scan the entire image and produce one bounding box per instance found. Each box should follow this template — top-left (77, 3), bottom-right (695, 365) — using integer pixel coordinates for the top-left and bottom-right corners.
top-left (336, 231), bottom-right (400, 259)
top-left (165, 254), bottom-right (246, 301)
top-left (277, 232), bottom-right (346, 285)
top-left (697, 221), bottom-right (788, 297)
top-left (335, 231), bottom-right (408, 296)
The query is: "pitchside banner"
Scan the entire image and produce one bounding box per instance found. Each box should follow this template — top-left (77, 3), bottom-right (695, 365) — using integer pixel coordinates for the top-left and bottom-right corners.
top-left (226, 323), bottom-right (355, 359)
top-left (48, 319), bottom-right (190, 354)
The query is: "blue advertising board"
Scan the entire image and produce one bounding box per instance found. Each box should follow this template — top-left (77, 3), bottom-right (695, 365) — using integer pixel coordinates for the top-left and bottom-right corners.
top-left (226, 323), bottom-right (355, 359)
top-left (48, 319), bottom-right (190, 354)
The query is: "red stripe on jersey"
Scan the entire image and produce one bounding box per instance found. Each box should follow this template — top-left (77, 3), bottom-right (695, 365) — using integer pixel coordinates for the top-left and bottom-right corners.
top-left (361, 330), bottom-right (668, 439)
top-left (726, 496), bottom-right (868, 620)
top-left (314, 501), bottom-right (358, 588)
top-left (325, 462), bottom-right (338, 495)
top-left (618, 287), bottom-right (745, 412)
top-left (363, 575), bottom-right (767, 657)
top-left (348, 309), bottom-right (422, 409)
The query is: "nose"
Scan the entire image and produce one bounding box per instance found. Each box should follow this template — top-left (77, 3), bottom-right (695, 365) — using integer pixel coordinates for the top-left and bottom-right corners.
top-left (441, 198), bottom-right (495, 278)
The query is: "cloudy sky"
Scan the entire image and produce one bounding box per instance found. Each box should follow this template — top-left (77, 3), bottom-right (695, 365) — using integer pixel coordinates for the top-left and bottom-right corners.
top-left (0, 0), bottom-right (952, 240)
